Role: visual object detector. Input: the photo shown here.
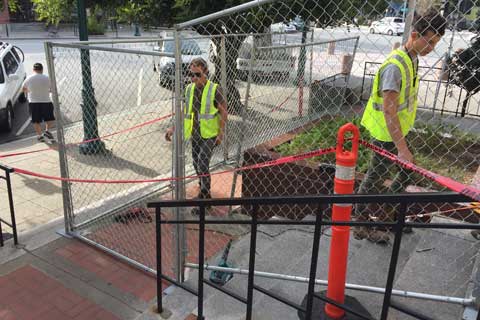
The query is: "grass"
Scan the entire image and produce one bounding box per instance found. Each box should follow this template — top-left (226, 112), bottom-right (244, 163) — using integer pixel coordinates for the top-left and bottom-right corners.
top-left (274, 117), bottom-right (479, 186)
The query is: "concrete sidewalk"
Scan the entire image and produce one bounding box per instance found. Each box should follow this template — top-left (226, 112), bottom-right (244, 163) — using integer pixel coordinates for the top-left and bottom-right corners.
top-left (0, 218), bottom-right (161, 320)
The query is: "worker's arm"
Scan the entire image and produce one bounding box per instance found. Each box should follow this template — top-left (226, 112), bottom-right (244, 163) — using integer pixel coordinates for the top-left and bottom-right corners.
top-left (383, 90), bottom-right (413, 163)
top-left (216, 100), bottom-right (228, 145)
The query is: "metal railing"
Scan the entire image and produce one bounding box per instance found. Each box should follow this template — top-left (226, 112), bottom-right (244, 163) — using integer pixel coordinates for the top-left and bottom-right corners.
top-left (149, 192), bottom-right (478, 320)
top-left (0, 165), bottom-right (18, 246)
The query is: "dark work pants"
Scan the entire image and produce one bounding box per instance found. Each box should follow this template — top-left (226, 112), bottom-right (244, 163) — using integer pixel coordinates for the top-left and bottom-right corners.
top-left (356, 138), bottom-right (411, 222)
top-left (192, 136), bottom-right (216, 198)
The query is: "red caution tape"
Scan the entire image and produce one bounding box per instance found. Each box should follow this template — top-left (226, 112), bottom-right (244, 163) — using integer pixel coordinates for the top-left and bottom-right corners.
top-left (0, 113), bottom-right (173, 159)
top-left (12, 146), bottom-right (336, 184)
top-left (360, 139), bottom-right (480, 202)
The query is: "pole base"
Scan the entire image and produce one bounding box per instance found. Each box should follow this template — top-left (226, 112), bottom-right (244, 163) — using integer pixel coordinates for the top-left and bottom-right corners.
top-left (79, 140), bottom-right (107, 155)
top-left (298, 291), bottom-right (372, 320)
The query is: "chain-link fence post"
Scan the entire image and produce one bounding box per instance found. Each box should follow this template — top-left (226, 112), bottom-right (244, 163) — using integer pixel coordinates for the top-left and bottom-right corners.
top-left (221, 35), bottom-right (229, 162)
top-left (402, 0), bottom-right (417, 45)
top-left (228, 41), bottom-right (256, 214)
top-left (45, 41), bottom-right (75, 233)
top-left (173, 29), bottom-right (187, 282)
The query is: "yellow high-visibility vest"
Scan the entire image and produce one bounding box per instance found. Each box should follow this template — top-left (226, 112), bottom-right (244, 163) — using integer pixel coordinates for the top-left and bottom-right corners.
top-left (361, 49), bottom-right (420, 142)
top-left (184, 80), bottom-right (220, 140)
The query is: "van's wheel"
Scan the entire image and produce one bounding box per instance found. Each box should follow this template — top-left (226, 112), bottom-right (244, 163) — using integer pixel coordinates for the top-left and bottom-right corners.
top-left (18, 92), bottom-right (27, 103)
top-left (387, 29), bottom-right (394, 36)
top-left (370, 28), bottom-right (375, 34)
top-left (0, 105), bottom-right (13, 132)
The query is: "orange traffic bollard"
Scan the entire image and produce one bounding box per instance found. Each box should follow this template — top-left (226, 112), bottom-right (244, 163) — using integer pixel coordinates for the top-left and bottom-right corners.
top-left (325, 123), bottom-right (360, 319)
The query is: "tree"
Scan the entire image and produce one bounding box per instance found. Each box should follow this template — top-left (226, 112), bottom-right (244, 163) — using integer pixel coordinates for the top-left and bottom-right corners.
top-left (32, 0), bottom-right (73, 26)
top-left (7, 0), bottom-right (20, 13)
top-left (116, 0), bottom-right (145, 25)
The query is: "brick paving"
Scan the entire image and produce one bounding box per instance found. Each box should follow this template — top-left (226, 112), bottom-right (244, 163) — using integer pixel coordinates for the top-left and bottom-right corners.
top-left (0, 265), bottom-right (119, 320)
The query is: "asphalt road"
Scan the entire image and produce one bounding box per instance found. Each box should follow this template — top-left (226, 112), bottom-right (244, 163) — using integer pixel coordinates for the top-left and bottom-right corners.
top-left (0, 28), bottom-right (476, 145)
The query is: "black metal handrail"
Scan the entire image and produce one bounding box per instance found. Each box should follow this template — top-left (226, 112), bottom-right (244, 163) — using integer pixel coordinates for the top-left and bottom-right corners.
top-left (0, 165), bottom-right (18, 246)
top-left (149, 192), bottom-right (478, 320)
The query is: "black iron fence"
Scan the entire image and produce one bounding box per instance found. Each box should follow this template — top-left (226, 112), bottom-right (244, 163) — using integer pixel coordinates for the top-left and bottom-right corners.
top-left (361, 61), bottom-right (480, 118)
top-left (149, 192), bottom-right (478, 320)
top-left (0, 165), bottom-right (18, 247)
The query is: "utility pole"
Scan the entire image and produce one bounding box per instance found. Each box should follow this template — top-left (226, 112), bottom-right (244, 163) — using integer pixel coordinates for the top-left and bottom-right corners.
top-left (77, 0), bottom-right (105, 154)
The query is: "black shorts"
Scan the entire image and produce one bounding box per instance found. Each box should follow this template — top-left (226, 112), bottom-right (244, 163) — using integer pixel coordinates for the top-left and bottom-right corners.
top-left (29, 102), bottom-right (55, 124)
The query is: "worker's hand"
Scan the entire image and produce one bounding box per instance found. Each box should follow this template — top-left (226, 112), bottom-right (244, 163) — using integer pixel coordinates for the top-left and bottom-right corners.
top-left (215, 133), bottom-right (223, 146)
top-left (165, 127), bottom-right (174, 142)
top-left (398, 147), bottom-right (414, 164)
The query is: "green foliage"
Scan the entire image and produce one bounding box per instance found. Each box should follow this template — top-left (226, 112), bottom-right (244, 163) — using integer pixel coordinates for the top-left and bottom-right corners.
top-left (274, 117), bottom-right (372, 173)
top-left (116, 0), bottom-right (145, 24)
top-left (8, 0), bottom-right (20, 13)
top-left (274, 118), bottom-right (479, 185)
top-left (87, 15), bottom-right (105, 35)
top-left (32, 0), bottom-right (73, 26)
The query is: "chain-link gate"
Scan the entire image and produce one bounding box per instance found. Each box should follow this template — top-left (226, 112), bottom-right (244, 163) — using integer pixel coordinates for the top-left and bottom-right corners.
top-left (46, 0), bottom-right (480, 315)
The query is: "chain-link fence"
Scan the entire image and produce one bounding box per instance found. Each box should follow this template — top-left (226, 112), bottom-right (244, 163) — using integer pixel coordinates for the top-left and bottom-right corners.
top-left (46, 0), bottom-right (480, 309)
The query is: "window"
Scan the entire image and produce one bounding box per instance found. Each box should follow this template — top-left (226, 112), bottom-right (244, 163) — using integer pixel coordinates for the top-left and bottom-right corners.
top-left (3, 52), bottom-right (19, 76)
top-left (394, 18), bottom-right (404, 23)
top-left (0, 66), bottom-right (4, 84)
top-left (11, 47), bottom-right (20, 62)
top-left (162, 40), bottom-right (202, 55)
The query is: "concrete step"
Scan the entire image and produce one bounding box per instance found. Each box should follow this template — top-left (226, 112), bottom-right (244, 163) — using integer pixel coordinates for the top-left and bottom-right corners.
top-left (389, 216), bottom-right (480, 320)
top-left (158, 214), bottom-right (479, 320)
top-left (158, 216), bottom-right (296, 319)
top-left (194, 221), bottom-right (318, 319)
top-left (250, 217), bottom-right (422, 320)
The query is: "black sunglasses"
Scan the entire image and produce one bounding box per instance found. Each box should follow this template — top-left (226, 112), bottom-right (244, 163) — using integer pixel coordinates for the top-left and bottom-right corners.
top-left (189, 71), bottom-right (202, 78)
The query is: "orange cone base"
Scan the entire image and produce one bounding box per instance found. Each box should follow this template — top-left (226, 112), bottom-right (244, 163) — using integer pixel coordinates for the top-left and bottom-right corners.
top-left (298, 291), bottom-right (372, 320)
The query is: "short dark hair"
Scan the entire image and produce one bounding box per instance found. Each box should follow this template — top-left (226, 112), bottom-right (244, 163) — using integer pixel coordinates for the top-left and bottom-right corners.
top-left (413, 9), bottom-right (447, 36)
top-left (190, 57), bottom-right (208, 71)
top-left (33, 63), bottom-right (43, 71)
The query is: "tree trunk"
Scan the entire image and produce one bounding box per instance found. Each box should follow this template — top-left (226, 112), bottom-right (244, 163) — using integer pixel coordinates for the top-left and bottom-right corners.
top-left (210, 35), bottom-right (246, 115)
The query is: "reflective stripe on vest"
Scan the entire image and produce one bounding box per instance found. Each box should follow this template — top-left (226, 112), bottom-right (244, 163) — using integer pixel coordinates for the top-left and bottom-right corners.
top-left (361, 49), bottom-right (419, 142)
top-left (184, 80), bottom-right (219, 140)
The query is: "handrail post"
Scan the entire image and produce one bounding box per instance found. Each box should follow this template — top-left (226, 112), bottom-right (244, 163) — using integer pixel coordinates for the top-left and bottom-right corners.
top-left (197, 205), bottom-right (206, 320)
top-left (0, 165), bottom-right (17, 246)
top-left (380, 202), bottom-right (407, 320)
top-left (5, 168), bottom-right (18, 245)
top-left (305, 206), bottom-right (323, 319)
top-left (155, 206), bottom-right (163, 314)
top-left (246, 205), bottom-right (258, 320)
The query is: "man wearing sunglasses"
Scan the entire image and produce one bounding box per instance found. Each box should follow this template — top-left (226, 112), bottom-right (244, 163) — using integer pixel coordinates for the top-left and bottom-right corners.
top-left (166, 58), bottom-right (228, 202)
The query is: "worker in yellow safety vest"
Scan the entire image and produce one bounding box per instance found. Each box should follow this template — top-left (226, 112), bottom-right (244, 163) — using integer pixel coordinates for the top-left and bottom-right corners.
top-left (355, 9), bottom-right (446, 244)
top-left (166, 58), bottom-right (228, 208)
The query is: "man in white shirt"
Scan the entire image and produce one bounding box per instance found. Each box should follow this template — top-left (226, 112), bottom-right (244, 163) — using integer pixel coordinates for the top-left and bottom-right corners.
top-left (22, 63), bottom-right (55, 143)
